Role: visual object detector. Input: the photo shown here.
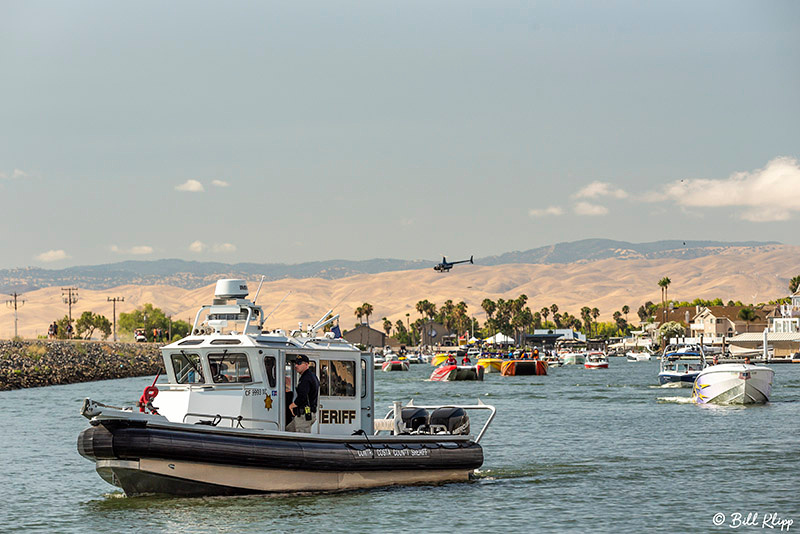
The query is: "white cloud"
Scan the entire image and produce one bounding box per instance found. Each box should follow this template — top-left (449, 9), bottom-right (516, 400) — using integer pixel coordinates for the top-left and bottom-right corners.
top-left (574, 181), bottom-right (628, 199)
top-left (574, 202), bottom-right (608, 216)
top-left (653, 156), bottom-right (800, 222)
top-left (1, 169), bottom-right (30, 180)
top-left (175, 179), bottom-right (205, 192)
top-left (189, 240), bottom-right (207, 253)
top-left (36, 249), bottom-right (68, 262)
top-left (213, 243), bottom-right (237, 253)
top-left (211, 179), bottom-right (230, 187)
top-left (189, 241), bottom-right (236, 253)
top-left (111, 245), bottom-right (153, 255)
top-left (529, 206), bottom-right (564, 217)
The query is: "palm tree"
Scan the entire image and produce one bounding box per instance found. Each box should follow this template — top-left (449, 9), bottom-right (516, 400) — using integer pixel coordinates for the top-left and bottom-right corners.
top-left (738, 307), bottom-right (758, 333)
top-left (591, 307), bottom-right (600, 337)
top-left (622, 305), bottom-right (630, 324)
top-left (540, 307), bottom-right (550, 328)
top-left (550, 303), bottom-right (558, 316)
top-left (382, 317), bottom-right (392, 336)
top-left (361, 302), bottom-right (374, 327)
top-left (790, 275), bottom-right (800, 294)
top-left (354, 305), bottom-right (364, 326)
top-left (481, 299), bottom-right (496, 320)
top-left (658, 277), bottom-right (671, 325)
top-left (580, 307), bottom-right (591, 334)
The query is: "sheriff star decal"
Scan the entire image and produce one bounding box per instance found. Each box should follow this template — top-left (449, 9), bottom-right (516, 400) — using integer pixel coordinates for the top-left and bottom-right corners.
top-left (264, 395), bottom-right (273, 410)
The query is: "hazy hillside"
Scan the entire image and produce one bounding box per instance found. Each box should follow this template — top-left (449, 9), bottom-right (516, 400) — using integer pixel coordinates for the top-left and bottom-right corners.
top-left (2, 245), bottom-right (798, 340)
top-left (0, 239), bottom-right (778, 293)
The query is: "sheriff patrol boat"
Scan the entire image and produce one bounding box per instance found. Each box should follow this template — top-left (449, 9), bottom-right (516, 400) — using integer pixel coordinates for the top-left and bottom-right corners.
top-left (77, 279), bottom-right (495, 496)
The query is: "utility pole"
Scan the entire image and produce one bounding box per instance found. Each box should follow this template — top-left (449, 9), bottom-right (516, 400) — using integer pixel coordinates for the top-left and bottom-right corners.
top-left (62, 287), bottom-right (78, 338)
top-left (6, 292), bottom-right (25, 339)
top-left (107, 297), bottom-right (124, 342)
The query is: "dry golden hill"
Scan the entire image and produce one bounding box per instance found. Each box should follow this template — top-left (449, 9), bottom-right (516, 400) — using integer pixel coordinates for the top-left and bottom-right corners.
top-left (3, 245), bottom-right (799, 340)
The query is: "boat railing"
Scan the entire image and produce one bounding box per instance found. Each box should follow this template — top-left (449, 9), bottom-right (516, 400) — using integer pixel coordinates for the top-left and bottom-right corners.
top-left (381, 399), bottom-right (496, 444)
top-left (181, 412), bottom-right (280, 430)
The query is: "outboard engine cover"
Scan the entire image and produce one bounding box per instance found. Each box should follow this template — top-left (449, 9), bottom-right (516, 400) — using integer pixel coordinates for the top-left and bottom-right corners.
top-left (401, 407), bottom-right (429, 433)
top-left (429, 407), bottom-right (470, 435)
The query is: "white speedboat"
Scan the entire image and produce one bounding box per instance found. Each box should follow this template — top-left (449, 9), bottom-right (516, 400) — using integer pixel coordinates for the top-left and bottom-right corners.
top-left (626, 351), bottom-right (652, 362)
top-left (584, 352), bottom-right (609, 369)
top-left (561, 352), bottom-right (586, 365)
top-left (404, 353), bottom-right (422, 364)
top-left (77, 279), bottom-right (496, 496)
top-left (692, 363), bottom-right (774, 405)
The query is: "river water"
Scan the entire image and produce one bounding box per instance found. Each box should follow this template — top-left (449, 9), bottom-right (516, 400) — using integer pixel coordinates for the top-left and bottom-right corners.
top-left (1, 360), bottom-right (798, 533)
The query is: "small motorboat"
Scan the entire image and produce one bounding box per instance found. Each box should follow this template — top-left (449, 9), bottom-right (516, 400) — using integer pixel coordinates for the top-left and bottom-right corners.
top-left (692, 363), bottom-right (774, 405)
top-left (77, 279), bottom-right (496, 496)
top-left (626, 351), bottom-right (652, 362)
top-left (584, 352), bottom-right (609, 369)
top-left (500, 360), bottom-right (547, 376)
top-left (543, 354), bottom-right (562, 368)
top-left (430, 364), bottom-right (485, 381)
top-left (382, 360), bottom-right (409, 372)
top-left (477, 358), bottom-right (503, 373)
top-left (658, 344), bottom-right (708, 387)
top-left (561, 352), bottom-right (586, 365)
top-left (404, 353), bottom-right (422, 364)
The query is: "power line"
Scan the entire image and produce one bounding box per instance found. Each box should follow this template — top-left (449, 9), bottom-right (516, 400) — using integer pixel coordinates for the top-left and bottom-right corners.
top-left (107, 297), bottom-right (124, 342)
top-left (6, 292), bottom-right (25, 339)
top-left (62, 287), bottom-right (79, 338)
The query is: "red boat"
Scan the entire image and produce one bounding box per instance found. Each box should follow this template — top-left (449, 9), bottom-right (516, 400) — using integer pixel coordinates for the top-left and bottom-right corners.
top-left (382, 360), bottom-right (409, 372)
top-left (584, 352), bottom-right (609, 369)
top-left (430, 365), bottom-right (484, 381)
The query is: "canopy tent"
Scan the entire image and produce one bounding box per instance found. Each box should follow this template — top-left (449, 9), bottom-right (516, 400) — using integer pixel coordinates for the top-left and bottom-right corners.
top-left (485, 332), bottom-right (514, 345)
top-left (468, 336), bottom-right (481, 344)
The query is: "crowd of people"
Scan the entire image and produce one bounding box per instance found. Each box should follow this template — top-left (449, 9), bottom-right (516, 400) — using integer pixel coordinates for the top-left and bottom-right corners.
top-left (47, 321), bottom-right (73, 339)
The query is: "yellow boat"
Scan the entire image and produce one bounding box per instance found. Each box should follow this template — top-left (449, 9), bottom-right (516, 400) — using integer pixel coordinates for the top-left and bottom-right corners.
top-left (431, 353), bottom-right (452, 366)
top-left (477, 358), bottom-right (503, 373)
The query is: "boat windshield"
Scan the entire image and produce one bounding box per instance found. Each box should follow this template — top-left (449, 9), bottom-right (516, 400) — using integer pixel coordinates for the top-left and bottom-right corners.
top-left (171, 352), bottom-right (205, 384)
top-left (208, 352), bottom-right (252, 383)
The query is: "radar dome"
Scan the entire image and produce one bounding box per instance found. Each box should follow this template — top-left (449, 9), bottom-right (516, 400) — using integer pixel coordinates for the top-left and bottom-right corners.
top-left (214, 279), bottom-right (249, 299)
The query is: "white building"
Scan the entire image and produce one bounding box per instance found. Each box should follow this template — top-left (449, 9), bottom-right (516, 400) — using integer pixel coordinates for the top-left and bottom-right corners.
top-left (769, 290), bottom-right (800, 334)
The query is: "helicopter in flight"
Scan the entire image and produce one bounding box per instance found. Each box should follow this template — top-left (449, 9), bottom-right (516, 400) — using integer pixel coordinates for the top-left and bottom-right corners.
top-left (433, 255), bottom-right (474, 273)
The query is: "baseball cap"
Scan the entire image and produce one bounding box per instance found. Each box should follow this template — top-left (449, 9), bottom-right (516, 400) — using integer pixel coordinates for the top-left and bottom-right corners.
top-left (294, 354), bottom-right (310, 364)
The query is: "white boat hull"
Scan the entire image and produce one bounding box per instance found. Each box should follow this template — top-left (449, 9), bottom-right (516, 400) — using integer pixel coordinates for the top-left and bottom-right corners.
top-left (561, 353), bottom-right (585, 365)
top-left (692, 364), bottom-right (774, 405)
top-left (96, 458), bottom-right (472, 496)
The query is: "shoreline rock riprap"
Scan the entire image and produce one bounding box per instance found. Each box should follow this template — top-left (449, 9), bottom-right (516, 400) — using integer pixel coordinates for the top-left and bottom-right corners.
top-left (0, 340), bottom-right (162, 391)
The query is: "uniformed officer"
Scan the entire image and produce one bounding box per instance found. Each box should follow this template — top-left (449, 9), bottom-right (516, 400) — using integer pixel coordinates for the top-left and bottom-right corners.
top-left (287, 354), bottom-right (319, 433)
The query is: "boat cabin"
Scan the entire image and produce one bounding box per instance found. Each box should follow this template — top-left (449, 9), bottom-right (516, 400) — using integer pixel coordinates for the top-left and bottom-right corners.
top-left (155, 279), bottom-right (374, 435)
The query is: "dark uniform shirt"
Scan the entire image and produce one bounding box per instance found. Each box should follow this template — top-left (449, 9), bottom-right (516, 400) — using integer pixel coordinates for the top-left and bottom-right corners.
top-left (294, 368), bottom-right (320, 415)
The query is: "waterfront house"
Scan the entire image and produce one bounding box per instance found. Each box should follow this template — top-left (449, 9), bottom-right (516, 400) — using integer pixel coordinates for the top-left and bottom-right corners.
top-left (419, 320), bottom-right (451, 347)
top-left (343, 324), bottom-right (385, 348)
top-left (767, 289), bottom-right (800, 333)
top-left (690, 305), bottom-right (769, 338)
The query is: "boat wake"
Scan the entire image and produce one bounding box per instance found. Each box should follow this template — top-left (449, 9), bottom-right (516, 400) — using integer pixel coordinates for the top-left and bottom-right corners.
top-left (656, 396), bottom-right (694, 404)
top-left (650, 382), bottom-right (685, 389)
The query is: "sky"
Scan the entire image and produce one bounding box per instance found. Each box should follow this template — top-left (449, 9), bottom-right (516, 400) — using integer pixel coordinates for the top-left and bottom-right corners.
top-left (1, 1), bottom-right (799, 270)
